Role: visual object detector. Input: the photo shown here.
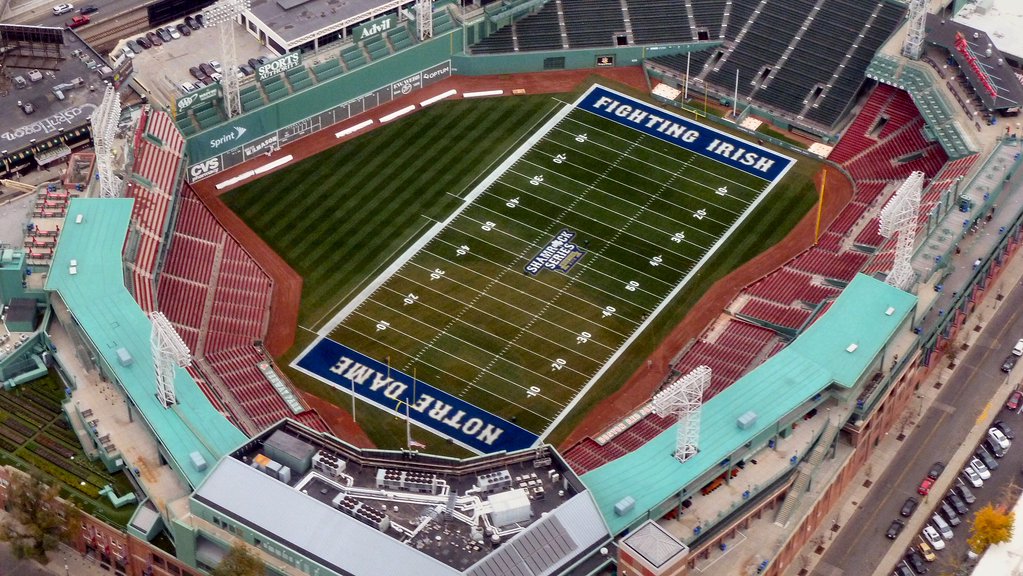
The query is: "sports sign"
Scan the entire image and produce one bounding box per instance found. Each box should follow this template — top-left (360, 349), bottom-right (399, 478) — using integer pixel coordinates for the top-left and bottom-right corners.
top-left (175, 82), bottom-right (221, 114)
top-left (257, 52), bottom-right (302, 82)
top-left (524, 229), bottom-right (586, 275)
top-left (296, 339), bottom-right (539, 454)
top-left (352, 15), bottom-right (395, 41)
top-left (578, 85), bottom-right (792, 180)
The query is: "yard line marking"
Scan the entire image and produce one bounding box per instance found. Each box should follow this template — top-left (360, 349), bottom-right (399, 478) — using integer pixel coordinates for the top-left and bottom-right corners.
top-left (453, 212), bottom-right (673, 300)
top-left (312, 217), bottom-right (434, 331)
top-left (356, 297), bottom-right (590, 390)
top-left (384, 276), bottom-right (616, 354)
top-left (400, 257), bottom-right (635, 339)
top-left (341, 313), bottom-right (568, 417)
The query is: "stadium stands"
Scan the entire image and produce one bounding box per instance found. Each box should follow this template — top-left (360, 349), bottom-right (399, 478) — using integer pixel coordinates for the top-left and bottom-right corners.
top-left (624, 0), bottom-right (689, 45)
top-left (155, 187), bottom-right (329, 435)
top-left (562, 0), bottom-right (624, 48)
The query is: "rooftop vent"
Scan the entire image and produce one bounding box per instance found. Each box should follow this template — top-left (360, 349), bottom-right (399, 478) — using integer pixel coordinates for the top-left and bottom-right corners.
top-left (885, 306), bottom-right (895, 316)
top-left (737, 411), bottom-right (758, 430)
top-left (846, 343), bottom-right (858, 353)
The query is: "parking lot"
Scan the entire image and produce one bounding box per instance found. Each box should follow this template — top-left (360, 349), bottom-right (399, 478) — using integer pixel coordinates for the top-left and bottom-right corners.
top-left (124, 18), bottom-right (266, 108)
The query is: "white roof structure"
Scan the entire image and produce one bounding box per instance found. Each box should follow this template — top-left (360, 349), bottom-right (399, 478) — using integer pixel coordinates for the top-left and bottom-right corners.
top-left (954, 0), bottom-right (1023, 61)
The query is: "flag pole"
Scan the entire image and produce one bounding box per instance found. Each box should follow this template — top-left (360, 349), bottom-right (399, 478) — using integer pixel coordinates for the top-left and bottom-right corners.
top-left (407, 367), bottom-right (415, 449)
top-left (814, 168), bottom-right (827, 245)
top-left (683, 51), bottom-right (691, 102)
top-left (733, 68), bottom-right (739, 119)
top-left (350, 373), bottom-right (356, 423)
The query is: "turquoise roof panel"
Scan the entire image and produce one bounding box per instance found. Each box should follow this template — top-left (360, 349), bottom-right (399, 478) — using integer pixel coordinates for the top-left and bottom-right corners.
top-left (582, 274), bottom-right (916, 534)
top-left (46, 198), bottom-right (246, 488)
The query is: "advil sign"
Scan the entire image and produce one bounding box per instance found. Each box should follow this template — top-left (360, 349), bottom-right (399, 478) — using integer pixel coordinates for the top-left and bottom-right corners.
top-left (295, 338), bottom-right (540, 454)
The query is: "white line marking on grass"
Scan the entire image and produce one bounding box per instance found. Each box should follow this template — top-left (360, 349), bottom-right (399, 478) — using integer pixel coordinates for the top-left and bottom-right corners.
top-left (401, 257), bottom-right (635, 340)
top-left (346, 308), bottom-right (570, 409)
top-left (326, 324), bottom-right (557, 423)
top-left (454, 212), bottom-right (672, 300)
top-left (311, 218), bottom-right (434, 331)
top-left (365, 287), bottom-right (598, 386)
top-left (383, 276), bottom-right (615, 355)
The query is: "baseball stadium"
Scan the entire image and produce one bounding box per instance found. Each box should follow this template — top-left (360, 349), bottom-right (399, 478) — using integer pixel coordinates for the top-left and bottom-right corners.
top-left (0, 0), bottom-right (1021, 574)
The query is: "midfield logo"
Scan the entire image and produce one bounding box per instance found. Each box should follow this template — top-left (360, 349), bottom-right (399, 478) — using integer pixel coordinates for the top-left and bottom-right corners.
top-left (524, 229), bottom-right (587, 275)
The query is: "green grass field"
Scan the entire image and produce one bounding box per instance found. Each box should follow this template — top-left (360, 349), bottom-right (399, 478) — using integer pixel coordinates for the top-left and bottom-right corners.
top-left (225, 82), bottom-right (820, 452)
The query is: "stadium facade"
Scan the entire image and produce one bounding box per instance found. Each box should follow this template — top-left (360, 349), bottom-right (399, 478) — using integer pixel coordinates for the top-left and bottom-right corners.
top-left (3, 0), bottom-right (1023, 575)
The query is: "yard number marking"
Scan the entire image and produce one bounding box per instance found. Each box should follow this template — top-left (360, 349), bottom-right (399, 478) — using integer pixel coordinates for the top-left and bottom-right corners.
top-left (481, 221), bottom-right (496, 232)
top-left (375, 320), bottom-right (390, 332)
top-left (553, 153), bottom-right (567, 164)
top-left (575, 133), bottom-right (588, 143)
top-left (624, 280), bottom-right (639, 292)
top-left (670, 232), bottom-right (685, 243)
top-left (505, 197), bottom-right (520, 208)
top-left (526, 385), bottom-right (541, 398)
top-left (576, 331), bottom-right (591, 344)
top-left (403, 293), bottom-right (418, 306)
top-left (429, 268), bottom-right (446, 281)
top-left (456, 245), bottom-right (470, 257)
top-left (693, 208), bottom-right (707, 220)
top-left (529, 175), bottom-right (544, 186)
top-left (601, 305), bottom-right (616, 318)
top-left (716, 186), bottom-right (729, 196)
top-left (551, 358), bottom-right (567, 371)
top-left (649, 255), bottom-right (663, 267)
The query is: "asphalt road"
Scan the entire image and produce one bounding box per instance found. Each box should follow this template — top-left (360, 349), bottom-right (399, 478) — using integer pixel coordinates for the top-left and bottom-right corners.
top-left (4, 0), bottom-right (146, 25)
top-left (813, 281), bottom-right (1023, 576)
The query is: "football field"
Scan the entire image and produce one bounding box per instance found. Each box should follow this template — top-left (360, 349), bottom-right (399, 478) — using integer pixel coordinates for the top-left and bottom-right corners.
top-left (294, 85), bottom-right (793, 453)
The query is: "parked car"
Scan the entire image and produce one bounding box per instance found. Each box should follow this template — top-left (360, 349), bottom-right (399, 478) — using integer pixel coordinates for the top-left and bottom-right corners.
top-left (905, 550), bottom-right (928, 574)
top-left (248, 57), bottom-right (261, 70)
top-left (1002, 354), bottom-right (1018, 373)
top-left (931, 514), bottom-right (953, 540)
top-left (257, 55), bottom-right (271, 65)
top-left (955, 483), bottom-right (976, 505)
top-left (210, 72), bottom-right (223, 82)
top-left (917, 540), bottom-right (937, 562)
top-left (177, 23), bottom-right (191, 36)
top-left (66, 14), bottom-right (89, 28)
top-left (157, 27), bottom-right (172, 42)
top-left (238, 64), bottom-right (253, 76)
top-left (985, 437), bottom-right (1007, 458)
top-left (927, 461), bottom-right (945, 479)
top-left (78, 4), bottom-right (97, 14)
top-left (1008, 390), bottom-right (1023, 411)
top-left (179, 83), bottom-right (195, 94)
top-left (1014, 338), bottom-right (1023, 356)
top-left (976, 446), bottom-right (998, 471)
top-left (989, 427), bottom-right (1011, 450)
top-left (886, 519), bottom-right (906, 539)
top-left (939, 501), bottom-right (960, 527)
top-left (189, 66), bottom-right (204, 81)
top-left (199, 62), bottom-right (216, 77)
top-left (962, 466), bottom-right (983, 488)
top-left (969, 457), bottom-right (991, 480)
top-left (995, 420), bottom-right (1015, 439)
top-left (195, 13), bottom-right (206, 27)
top-left (168, 26), bottom-right (180, 40)
top-left (917, 477), bottom-right (935, 495)
top-left (922, 526), bottom-right (945, 550)
top-left (200, 75), bottom-right (214, 85)
top-left (945, 491), bottom-right (968, 516)
top-left (147, 31), bottom-right (163, 46)
top-left (136, 36), bottom-right (151, 49)
top-left (894, 564), bottom-right (914, 576)
top-left (210, 60), bottom-right (222, 73)
top-left (900, 496), bottom-right (919, 517)
top-left (185, 15), bottom-right (200, 30)
top-left (127, 39), bottom-right (142, 53)
top-left (52, 3), bottom-right (74, 16)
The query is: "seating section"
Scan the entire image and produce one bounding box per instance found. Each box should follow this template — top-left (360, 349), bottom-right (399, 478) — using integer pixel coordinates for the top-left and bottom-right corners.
top-left (690, 0), bottom-right (728, 39)
top-left (675, 321), bottom-right (781, 397)
top-left (124, 108), bottom-right (183, 313)
top-left (744, 269), bottom-right (841, 306)
top-left (156, 187), bottom-right (329, 435)
top-left (624, 0), bottom-right (689, 45)
top-left (562, 0), bottom-right (624, 48)
top-left (565, 414), bottom-right (674, 475)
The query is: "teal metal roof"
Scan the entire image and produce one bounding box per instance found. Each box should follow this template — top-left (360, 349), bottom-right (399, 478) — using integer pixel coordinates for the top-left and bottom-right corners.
top-left (46, 198), bottom-right (246, 489)
top-left (581, 274), bottom-right (917, 534)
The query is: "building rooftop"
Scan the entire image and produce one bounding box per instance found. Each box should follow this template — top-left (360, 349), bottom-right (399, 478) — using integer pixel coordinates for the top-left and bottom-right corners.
top-left (247, 0), bottom-right (407, 45)
top-left (581, 274), bottom-right (918, 534)
top-left (929, 13), bottom-right (1023, 111)
top-left (193, 421), bottom-right (609, 575)
top-left (953, 0), bottom-right (1023, 63)
top-left (45, 198), bottom-right (247, 489)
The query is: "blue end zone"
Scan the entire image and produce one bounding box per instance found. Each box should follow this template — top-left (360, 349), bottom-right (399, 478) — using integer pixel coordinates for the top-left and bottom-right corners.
top-left (578, 86), bottom-right (792, 181)
top-left (296, 338), bottom-right (540, 453)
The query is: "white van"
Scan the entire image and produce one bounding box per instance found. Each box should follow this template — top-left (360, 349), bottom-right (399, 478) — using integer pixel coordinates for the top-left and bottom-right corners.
top-left (52, 3), bottom-right (74, 15)
top-left (931, 514), bottom-right (953, 540)
top-left (1013, 338), bottom-right (1023, 356)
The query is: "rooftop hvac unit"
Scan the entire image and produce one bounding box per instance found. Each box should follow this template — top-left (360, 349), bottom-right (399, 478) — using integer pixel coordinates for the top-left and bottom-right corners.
top-left (737, 411), bottom-right (758, 430)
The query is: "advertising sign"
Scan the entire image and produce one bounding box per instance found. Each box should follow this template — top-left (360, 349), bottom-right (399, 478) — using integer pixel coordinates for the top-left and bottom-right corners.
top-left (257, 52), bottom-right (302, 82)
top-left (352, 15), bottom-right (396, 41)
top-left (176, 83), bottom-right (222, 114)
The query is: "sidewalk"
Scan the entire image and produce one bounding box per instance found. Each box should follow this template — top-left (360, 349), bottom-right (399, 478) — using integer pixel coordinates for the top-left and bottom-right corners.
top-left (790, 242), bottom-right (1023, 576)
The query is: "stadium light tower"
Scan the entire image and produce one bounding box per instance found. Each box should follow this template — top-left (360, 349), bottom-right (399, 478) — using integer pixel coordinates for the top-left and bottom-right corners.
top-left (204, 0), bottom-right (250, 119)
top-left (902, 0), bottom-right (927, 60)
top-left (879, 171), bottom-right (925, 291)
top-left (416, 0), bottom-right (433, 41)
top-left (90, 84), bottom-right (122, 198)
top-left (651, 365), bottom-right (710, 464)
top-left (149, 311), bottom-right (192, 408)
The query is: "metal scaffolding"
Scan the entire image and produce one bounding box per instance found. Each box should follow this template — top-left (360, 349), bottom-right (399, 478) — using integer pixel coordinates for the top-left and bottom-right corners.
top-left (652, 365), bottom-right (710, 464)
top-left (879, 171), bottom-right (924, 291)
top-left (150, 311), bottom-right (192, 408)
top-left (204, 0), bottom-right (250, 119)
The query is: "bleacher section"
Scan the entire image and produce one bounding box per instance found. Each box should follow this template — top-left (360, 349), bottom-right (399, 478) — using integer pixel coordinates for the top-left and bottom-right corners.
top-left (690, 0), bottom-right (727, 40)
top-left (156, 187), bottom-right (329, 435)
top-left (124, 108), bottom-right (183, 313)
top-left (562, 0), bottom-right (623, 48)
top-left (624, 0), bottom-right (689, 45)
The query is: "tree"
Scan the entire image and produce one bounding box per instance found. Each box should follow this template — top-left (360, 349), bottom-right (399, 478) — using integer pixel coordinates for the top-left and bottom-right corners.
top-left (212, 542), bottom-right (264, 576)
top-left (0, 473), bottom-right (80, 562)
top-left (967, 503), bottom-right (1015, 554)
